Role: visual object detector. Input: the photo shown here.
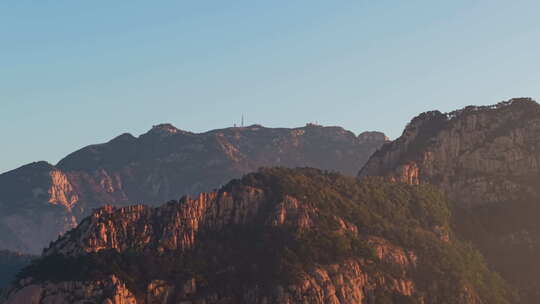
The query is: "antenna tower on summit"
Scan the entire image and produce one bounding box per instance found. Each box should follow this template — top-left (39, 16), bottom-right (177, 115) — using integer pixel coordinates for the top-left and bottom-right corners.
top-left (241, 115), bottom-right (244, 127)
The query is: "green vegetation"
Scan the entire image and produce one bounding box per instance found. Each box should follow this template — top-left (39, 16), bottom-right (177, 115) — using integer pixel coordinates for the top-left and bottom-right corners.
top-left (19, 168), bottom-right (512, 303)
top-left (234, 168), bottom-right (512, 303)
top-left (454, 196), bottom-right (540, 304)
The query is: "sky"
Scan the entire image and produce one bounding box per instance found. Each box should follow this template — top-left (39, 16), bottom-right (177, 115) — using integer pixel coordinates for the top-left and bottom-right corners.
top-left (2, 1), bottom-right (540, 173)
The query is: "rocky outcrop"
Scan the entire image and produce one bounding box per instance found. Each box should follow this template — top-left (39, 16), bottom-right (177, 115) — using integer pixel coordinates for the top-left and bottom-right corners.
top-left (358, 131), bottom-right (389, 144)
top-left (44, 187), bottom-right (266, 256)
top-left (359, 98), bottom-right (540, 303)
top-left (47, 170), bottom-right (79, 209)
top-left (3, 168), bottom-right (509, 304)
top-left (0, 124), bottom-right (387, 254)
top-left (359, 98), bottom-right (540, 207)
top-left (0, 162), bottom-right (78, 253)
top-left (4, 259), bottom-right (416, 304)
top-left (3, 275), bottom-right (137, 304)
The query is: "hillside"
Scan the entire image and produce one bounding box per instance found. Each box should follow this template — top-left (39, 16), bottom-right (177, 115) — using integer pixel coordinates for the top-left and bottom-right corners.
top-left (359, 98), bottom-right (540, 302)
top-left (0, 251), bottom-right (34, 292)
top-left (3, 168), bottom-right (511, 304)
top-left (0, 124), bottom-right (387, 253)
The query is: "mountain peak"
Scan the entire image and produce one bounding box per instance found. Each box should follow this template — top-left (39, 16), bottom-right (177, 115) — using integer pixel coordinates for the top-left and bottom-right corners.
top-left (144, 123), bottom-right (192, 138)
top-left (359, 97), bottom-right (540, 302)
top-left (358, 131), bottom-right (389, 143)
top-left (149, 123), bottom-right (180, 133)
top-left (447, 97), bottom-right (538, 118)
top-left (109, 133), bottom-right (136, 143)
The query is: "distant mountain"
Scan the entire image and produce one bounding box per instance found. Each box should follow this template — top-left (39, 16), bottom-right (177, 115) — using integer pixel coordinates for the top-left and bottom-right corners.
top-left (359, 98), bottom-right (540, 303)
top-left (0, 250), bottom-right (34, 291)
top-left (3, 168), bottom-right (512, 304)
top-left (0, 124), bottom-right (387, 253)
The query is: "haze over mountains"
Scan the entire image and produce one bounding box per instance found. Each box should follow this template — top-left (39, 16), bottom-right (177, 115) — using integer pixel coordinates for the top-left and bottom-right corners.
top-left (2, 98), bottom-right (540, 303)
top-left (0, 251), bottom-right (34, 291)
top-left (0, 124), bottom-right (387, 254)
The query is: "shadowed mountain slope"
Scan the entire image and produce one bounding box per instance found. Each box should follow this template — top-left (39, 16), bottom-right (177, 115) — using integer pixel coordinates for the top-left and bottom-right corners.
top-left (0, 251), bottom-right (34, 292)
top-left (359, 98), bottom-right (540, 303)
top-left (3, 168), bottom-right (512, 304)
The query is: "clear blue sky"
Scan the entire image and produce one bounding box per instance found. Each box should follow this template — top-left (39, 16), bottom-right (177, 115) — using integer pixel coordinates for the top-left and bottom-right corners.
top-left (2, 1), bottom-right (540, 173)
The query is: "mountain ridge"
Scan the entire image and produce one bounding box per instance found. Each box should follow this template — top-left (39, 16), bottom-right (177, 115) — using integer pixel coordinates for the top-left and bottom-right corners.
top-left (3, 168), bottom-right (512, 304)
top-left (359, 97), bottom-right (540, 303)
top-left (0, 124), bottom-right (387, 254)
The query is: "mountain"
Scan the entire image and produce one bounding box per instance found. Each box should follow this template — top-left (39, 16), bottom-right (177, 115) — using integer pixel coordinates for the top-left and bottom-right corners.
top-left (2, 168), bottom-right (512, 304)
top-left (0, 124), bottom-right (387, 254)
top-left (0, 251), bottom-right (34, 292)
top-left (359, 98), bottom-right (540, 303)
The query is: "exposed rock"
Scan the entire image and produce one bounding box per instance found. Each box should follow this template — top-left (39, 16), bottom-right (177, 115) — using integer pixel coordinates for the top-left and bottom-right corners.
top-left (146, 280), bottom-right (176, 304)
top-left (0, 125), bottom-right (387, 254)
top-left (48, 170), bottom-right (78, 208)
top-left (358, 131), bottom-right (389, 144)
top-left (4, 168), bottom-right (509, 304)
top-left (360, 98), bottom-right (540, 207)
top-left (3, 275), bottom-right (137, 304)
top-left (359, 97), bottom-right (540, 303)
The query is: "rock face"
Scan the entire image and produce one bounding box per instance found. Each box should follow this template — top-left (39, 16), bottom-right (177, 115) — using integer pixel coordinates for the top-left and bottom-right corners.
top-left (2, 168), bottom-right (511, 304)
top-left (359, 98), bottom-right (540, 303)
top-left (358, 131), bottom-right (389, 144)
top-left (0, 124), bottom-right (387, 254)
top-left (3, 275), bottom-right (137, 304)
top-left (0, 162), bottom-right (78, 253)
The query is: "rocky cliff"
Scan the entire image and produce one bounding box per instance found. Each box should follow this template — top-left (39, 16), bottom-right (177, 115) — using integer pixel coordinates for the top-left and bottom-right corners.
top-left (2, 168), bottom-right (511, 304)
top-left (0, 124), bottom-right (387, 254)
top-left (359, 98), bottom-right (540, 303)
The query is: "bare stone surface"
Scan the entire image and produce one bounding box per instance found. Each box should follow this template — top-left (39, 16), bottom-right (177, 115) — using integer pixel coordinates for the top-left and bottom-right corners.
top-left (0, 125), bottom-right (387, 254)
top-left (359, 98), bottom-right (540, 303)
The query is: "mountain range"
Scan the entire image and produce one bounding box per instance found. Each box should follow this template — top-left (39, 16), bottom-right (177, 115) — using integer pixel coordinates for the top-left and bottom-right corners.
top-left (2, 168), bottom-right (512, 304)
top-left (2, 98), bottom-right (540, 303)
top-left (0, 124), bottom-right (387, 254)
